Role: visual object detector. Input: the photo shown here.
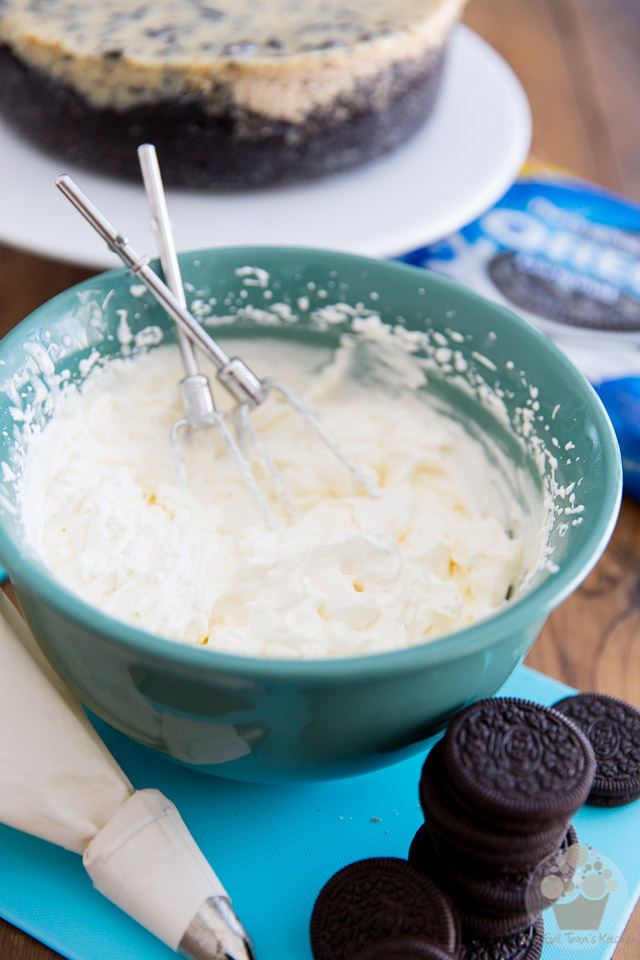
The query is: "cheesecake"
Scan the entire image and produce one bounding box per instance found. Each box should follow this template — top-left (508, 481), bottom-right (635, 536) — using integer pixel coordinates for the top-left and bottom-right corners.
top-left (0, 0), bottom-right (467, 187)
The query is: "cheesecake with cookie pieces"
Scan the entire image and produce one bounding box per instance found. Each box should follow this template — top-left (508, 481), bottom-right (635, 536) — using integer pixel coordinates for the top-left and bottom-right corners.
top-left (0, 0), bottom-right (467, 187)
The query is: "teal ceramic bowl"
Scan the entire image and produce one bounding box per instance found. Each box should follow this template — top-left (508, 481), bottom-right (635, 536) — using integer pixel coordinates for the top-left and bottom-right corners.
top-left (0, 248), bottom-right (622, 782)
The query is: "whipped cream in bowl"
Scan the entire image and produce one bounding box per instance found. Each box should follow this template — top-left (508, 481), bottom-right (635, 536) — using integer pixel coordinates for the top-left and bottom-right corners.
top-left (20, 334), bottom-right (535, 660)
top-left (0, 248), bottom-right (621, 780)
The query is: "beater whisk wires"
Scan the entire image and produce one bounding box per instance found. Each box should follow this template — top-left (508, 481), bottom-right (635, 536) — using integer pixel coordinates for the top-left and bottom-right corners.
top-left (56, 167), bottom-right (379, 525)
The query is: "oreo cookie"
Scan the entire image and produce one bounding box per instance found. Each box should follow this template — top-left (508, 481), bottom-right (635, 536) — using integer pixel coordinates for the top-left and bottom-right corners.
top-left (552, 693), bottom-right (640, 806)
top-left (310, 857), bottom-right (460, 960)
top-left (440, 824), bottom-right (579, 917)
top-left (487, 251), bottom-right (640, 332)
top-left (440, 766), bottom-right (569, 839)
top-left (410, 705), bottom-right (591, 945)
top-left (459, 918), bottom-right (545, 960)
top-left (313, 696), bottom-right (624, 960)
top-left (442, 698), bottom-right (596, 825)
top-left (354, 940), bottom-right (458, 960)
top-left (408, 822), bottom-right (434, 871)
top-left (459, 905), bottom-right (536, 940)
top-left (419, 741), bottom-right (569, 870)
top-left (408, 824), bottom-right (540, 938)
top-left (587, 792), bottom-right (640, 808)
top-left (410, 821), bottom-right (560, 935)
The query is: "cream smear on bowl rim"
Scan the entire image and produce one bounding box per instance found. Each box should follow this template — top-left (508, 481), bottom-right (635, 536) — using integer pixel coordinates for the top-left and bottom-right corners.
top-left (5, 265), bottom-right (586, 660)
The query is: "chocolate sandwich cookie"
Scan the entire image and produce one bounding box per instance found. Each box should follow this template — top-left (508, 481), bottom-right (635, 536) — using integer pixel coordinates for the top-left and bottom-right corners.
top-left (552, 693), bottom-right (640, 806)
top-left (420, 742), bottom-right (569, 869)
top-left (488, 251), bottom-right (640, 333)
top-left (459, 918), bottom-right (545, 960)
top-left (564, 822), bottom-right (579, 848)
top-left (443, 698), bottom-right (596, 825)
top-left (442, 823), bottom-right (579, 917)
top-left (427, 800), bottom-right (568, 876)
top-left (409, 823), bottom-right (542, 937)
top-left (587, 793), bottom-right (640, 808)
top-left (310, 857), bottom-right (460, 960)
top-left (440, 768), bottom-right (570, 839)
top-left (421, 741), bottom-right (568, 838)
top-left (459, 906), bottom-right (536, 941)
top-left (354, 940), bottom-right (459, 960)
top-left (409, 822), bottom-right (435, 871)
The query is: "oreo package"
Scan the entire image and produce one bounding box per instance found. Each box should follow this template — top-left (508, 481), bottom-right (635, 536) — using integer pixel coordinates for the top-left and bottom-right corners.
top-left (400, 163), bottom-right (640, 500)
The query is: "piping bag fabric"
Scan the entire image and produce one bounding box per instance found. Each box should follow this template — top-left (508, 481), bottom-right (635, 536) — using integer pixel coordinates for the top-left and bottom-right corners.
top-left (0, 592), bottom-right (233, 953)
top-left (0, 590), bottom-right (132, 853)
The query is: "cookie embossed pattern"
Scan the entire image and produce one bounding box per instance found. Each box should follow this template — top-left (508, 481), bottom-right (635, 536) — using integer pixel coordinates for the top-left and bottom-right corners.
top-left (310, 857), bottom-right (461, 960)
top-left (443, 699), bottom-right (596, 821)
top-left (553, 694), bottom-right (640, 807)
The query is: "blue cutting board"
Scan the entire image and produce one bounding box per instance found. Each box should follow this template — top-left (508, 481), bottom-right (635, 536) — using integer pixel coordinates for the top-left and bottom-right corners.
top-left (1, 666), bottom-right (639, 960)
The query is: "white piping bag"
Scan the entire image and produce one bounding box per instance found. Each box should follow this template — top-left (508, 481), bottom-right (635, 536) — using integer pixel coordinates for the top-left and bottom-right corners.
top-left (0, 592), bottom-right (255, 960)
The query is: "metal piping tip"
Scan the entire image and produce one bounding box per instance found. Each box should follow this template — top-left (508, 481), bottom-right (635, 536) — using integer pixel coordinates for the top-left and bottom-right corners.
top-left (179, 897), bottom-right (256, 960)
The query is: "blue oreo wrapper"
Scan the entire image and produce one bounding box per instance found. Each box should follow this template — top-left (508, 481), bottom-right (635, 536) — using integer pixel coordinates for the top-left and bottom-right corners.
top-left (398, 166), bottom-right (640, 500)
top-left (597, 377), bottom-right (640, 500)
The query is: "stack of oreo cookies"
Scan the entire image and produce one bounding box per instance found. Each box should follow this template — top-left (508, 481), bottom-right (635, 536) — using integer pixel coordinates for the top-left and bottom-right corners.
top-left (311, 692), bottom-right (640, 960)
top-left (412, 697), bottom-right (597, 950)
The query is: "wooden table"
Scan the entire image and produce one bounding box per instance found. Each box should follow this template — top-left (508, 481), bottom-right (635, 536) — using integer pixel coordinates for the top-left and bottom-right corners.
top-left (1, 0), bottom-right (639, 956)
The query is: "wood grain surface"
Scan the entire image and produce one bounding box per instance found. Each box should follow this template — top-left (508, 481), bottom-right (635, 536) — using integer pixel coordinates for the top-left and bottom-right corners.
top-left (1, 0), bottom-right (639, 956)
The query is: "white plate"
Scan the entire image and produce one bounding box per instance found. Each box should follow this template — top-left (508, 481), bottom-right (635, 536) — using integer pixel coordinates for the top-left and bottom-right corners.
top-left (0, 26), bottom-right (530, 269)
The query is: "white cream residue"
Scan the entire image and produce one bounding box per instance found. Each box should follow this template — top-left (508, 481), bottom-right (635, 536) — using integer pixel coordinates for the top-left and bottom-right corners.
top-left (20, 337), bottom-right (535, 660)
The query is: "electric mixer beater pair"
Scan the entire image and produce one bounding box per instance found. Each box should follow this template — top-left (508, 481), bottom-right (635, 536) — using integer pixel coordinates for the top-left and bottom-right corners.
top-left (57, 146), bottom-right (377, 526)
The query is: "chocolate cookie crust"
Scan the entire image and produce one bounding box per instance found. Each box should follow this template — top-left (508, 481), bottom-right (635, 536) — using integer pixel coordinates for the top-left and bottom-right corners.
top-left (0, 41), bottom-right (446, 187)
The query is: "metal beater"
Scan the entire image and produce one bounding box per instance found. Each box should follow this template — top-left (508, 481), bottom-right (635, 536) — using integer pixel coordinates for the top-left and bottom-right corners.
top-left (136, 144), bottom-right (276, 523)
top-left (56, 170), bottom-right (377, 521)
